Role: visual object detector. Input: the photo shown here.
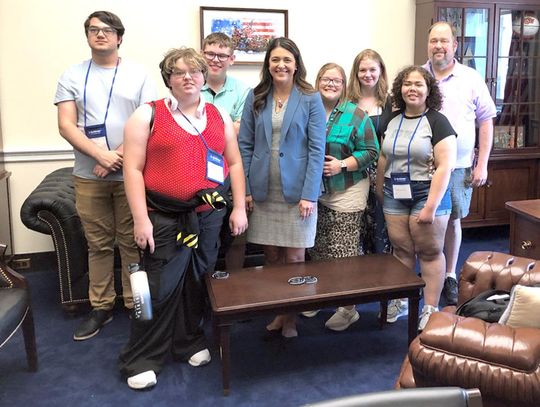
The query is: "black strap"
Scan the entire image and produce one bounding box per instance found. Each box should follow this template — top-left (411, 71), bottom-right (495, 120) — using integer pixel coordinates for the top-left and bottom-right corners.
top-left (149, 101), bottom-right (156, 131)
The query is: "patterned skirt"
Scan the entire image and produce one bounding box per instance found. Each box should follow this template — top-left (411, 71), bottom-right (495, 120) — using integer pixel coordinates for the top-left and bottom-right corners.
top-left (309, 203), bottom-right (364, 261)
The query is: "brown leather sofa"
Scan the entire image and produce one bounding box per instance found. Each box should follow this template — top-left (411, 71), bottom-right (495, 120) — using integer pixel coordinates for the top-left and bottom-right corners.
top-left (397, 251), bottom-right (540, 407)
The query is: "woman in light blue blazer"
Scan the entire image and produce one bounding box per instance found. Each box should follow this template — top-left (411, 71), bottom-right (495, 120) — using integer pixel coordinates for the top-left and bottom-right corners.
top-left (238, 37), bottom-right (326, 338)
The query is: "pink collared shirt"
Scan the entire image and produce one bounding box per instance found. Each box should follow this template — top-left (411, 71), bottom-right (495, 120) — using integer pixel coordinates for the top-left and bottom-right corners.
top-left (424, 60), bottom-right (496, 168)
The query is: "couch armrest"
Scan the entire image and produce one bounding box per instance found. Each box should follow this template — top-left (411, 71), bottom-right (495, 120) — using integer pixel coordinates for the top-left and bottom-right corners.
top-left (409, 312), bottom-right (540, 404)
top-left (19, 167), bottom-right (89, 308)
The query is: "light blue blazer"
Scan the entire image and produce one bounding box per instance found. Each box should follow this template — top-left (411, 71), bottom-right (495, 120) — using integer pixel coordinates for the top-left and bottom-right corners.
top-left (238, 86), bottom-right (326, 204)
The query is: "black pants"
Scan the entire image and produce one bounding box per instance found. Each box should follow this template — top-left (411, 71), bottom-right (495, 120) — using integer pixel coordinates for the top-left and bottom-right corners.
top-left (118, 208), bottom-right (225, 377)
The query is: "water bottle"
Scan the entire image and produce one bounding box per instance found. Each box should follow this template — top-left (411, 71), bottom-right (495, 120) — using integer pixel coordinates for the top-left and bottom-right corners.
top-left (128, 262), bottom-right (153, 321)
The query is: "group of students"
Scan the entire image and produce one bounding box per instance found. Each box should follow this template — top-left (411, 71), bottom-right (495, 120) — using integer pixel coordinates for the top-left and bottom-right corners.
top-left (55, 10), bottom-right (496, 391)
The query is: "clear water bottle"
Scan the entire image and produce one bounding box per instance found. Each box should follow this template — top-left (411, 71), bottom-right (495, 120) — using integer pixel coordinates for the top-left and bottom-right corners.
top-left (128, 262), bottom-right (153, 321)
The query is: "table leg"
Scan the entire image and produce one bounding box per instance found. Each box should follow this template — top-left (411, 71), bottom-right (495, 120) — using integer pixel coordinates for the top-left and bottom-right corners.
top-left (407, 294), bottom-right (420, 345)
top-left (379, 300), bottom-right (388, 330)
top-left (219, 323), bottom-right (231, 396)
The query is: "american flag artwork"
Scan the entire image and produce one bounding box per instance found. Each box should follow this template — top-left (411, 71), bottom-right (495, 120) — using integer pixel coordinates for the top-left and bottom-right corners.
top-left (211, 18), bottom-right (277, 53)
top-left (201, 8), bottom-right (287, 64)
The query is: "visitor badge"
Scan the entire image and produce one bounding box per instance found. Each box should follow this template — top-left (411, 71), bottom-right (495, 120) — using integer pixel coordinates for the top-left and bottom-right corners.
top-left (84, 123), bottom-right (109, 150)
top-left (206, 149), bottom-right (224, 184)
top-left (391, 172), bottom-right (413, 200)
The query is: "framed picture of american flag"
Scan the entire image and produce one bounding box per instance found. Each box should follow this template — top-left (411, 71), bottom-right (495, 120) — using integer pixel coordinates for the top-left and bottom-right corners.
top-left (200, 6), bottom-right (288, 65)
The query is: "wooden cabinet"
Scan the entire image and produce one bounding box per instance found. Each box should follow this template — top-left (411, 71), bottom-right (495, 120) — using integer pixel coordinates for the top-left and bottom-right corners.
top-left (506, 199), bottom-right (540, 259)
top-left (415, 0), bottom-right (540, 227)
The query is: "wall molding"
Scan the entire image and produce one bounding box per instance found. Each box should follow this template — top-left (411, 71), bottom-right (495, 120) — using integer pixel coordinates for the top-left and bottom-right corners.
top-left (0, 149), bottom-right (74, 163)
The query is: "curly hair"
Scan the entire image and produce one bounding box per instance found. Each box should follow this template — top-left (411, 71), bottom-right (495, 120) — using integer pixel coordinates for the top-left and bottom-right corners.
top-left (159, 47), bottom-right (208, 89)
top-left (391, 66), bottom-right (443, 111)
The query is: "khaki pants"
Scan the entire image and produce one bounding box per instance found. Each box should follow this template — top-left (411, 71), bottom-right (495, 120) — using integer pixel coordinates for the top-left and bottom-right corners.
top-left (74, 176), bottom-right (137, 309)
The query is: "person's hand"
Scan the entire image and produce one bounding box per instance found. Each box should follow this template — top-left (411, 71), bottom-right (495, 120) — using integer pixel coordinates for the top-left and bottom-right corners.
top-left (416, 206), bottom-right (436, 224)
top-left (96, 150), bottom-right (123, 172)
top-left (133, 217), bottom-right (155, 254)
top-left (229, 207), bottom-right (248, 236)
top-left (93, 164), bottom-right (111, 178)
top-left (323, 155), bottom-right (341, 177)
top-left (298, 199), bottom-right (315, 220)
top-left (245, 195), bottom-right (254, 212)
top-left (471, 165), bottom-right (488, 187)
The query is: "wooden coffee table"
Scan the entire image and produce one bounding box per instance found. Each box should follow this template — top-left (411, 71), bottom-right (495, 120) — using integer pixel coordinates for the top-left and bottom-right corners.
top-left (205, 254), bottom-right (425, 395)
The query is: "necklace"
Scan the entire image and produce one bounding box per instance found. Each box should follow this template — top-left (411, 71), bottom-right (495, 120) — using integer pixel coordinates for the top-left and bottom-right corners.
top-left (276, 98), bottom-right (284, 109)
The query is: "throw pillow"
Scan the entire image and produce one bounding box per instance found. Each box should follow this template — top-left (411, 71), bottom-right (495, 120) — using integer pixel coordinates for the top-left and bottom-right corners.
top-left (499, 285), bottom-right (540, 328)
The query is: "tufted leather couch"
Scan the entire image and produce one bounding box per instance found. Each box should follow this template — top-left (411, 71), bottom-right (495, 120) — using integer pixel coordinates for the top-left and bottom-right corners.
top-left (20, 167), bottom-right (97, 314)
top-left (396, 251), bottom-right (540, 407)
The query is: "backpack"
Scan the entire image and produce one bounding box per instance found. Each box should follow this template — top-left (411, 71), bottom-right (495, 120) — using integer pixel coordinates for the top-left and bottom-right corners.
top-left (455, 289), bottom-right (511, 322)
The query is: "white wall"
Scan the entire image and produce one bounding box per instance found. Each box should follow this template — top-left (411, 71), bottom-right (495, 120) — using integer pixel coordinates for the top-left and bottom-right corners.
top-left (0, 0), bottom-right (416, 254)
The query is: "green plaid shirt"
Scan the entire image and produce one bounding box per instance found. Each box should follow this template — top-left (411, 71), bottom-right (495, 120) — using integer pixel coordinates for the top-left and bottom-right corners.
top-left (323, 101), bottom-right (379, 193)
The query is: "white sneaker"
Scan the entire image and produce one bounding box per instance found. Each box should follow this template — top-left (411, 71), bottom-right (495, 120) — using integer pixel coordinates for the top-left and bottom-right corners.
top-left (418, 305), bottom-right (438, 331)
top-left (188, 349), bottom-right (211, 367)
top-left (127, 370), bottom-right (157, 390)
top-left (325, 307), bottom-right (359, 331)
top-left (301, 310), bottom-right (320, 318)
top-left (386, 299), bottom-right (408, 323)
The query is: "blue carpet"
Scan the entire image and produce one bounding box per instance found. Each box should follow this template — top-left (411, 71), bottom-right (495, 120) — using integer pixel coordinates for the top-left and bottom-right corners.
top-left (0, 226), bottom-right (509, 406)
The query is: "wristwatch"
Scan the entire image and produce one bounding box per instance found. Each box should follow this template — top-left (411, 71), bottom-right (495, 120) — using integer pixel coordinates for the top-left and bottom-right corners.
top-left (340, 160), bottom-right (347, 171)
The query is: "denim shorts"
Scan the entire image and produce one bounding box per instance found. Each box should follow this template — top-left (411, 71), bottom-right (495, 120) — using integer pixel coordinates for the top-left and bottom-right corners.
top-left (447, 167), bottom-right (473, 219)
top-left (383, 178), bottom-right (451, 216)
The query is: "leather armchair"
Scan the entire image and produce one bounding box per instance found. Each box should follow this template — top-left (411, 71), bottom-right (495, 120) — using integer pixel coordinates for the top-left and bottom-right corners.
top-left (397, 251), bottom-right (540, 407)
top-left (0, 244), bottom-right (37, 371)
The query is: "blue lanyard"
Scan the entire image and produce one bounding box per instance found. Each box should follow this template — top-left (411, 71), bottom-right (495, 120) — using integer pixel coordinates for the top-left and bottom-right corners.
top-left (178, 107), bottom-right (212, 151)
top-left (83, 59), bottom-right (120, 128)
top-left (391, 111), bottom-right (425, 173)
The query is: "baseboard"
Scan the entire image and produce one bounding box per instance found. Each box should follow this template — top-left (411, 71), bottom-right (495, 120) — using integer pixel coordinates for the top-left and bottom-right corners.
top-left (9, 251), bottom-right (57, 273)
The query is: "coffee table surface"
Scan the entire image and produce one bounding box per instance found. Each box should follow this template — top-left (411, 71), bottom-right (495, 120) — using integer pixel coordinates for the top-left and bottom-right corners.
top-left (207, 254), bottom-right (424, 314)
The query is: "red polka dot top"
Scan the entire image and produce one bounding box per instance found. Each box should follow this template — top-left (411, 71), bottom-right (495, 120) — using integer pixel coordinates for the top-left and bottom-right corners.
top-left (143, 99), bottom-right (229, 201)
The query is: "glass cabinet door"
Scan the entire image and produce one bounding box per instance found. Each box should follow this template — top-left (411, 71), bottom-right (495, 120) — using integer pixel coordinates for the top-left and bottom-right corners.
top-left (495, 8), bottom-right (540, 149)
top-left (438, 7), bottom-right (491, 78)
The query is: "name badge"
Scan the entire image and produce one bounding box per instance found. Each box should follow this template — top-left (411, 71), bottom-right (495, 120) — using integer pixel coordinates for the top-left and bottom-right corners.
top-left (206, 149), bottom-right (224, 184)
top-left (391, 172), bottom-right (413, 200)
top-left (84, 123), bottom-right (109, 150)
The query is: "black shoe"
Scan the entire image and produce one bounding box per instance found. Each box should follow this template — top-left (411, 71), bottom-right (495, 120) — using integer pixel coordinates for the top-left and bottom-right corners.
top-left (442, 276), bottom-right (458, 305)
top-left (73, 309), bottom-right (113, 341)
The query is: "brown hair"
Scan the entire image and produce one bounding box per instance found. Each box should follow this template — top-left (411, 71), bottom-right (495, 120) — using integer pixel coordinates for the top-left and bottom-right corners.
top-left (84, 11), bottom-right (125, 48)
top-left (253, 37), bottom-right (315, 115)
top-left (428, 21), bottom-right (458, 40)
top-left (202, 32), bottom-right (234, 51)
top-left (159, 47), bottom-right (208, 89)
top-left (315, 63), bottom-right (347, 106)
top-left (347, 49), bottom-right (388, 106)
top-left (391, 66), bottom-right (443, 111)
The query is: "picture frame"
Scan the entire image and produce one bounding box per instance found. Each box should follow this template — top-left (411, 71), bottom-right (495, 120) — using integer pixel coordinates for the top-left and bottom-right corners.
top-left (200, 6), bottom-right (288, 65)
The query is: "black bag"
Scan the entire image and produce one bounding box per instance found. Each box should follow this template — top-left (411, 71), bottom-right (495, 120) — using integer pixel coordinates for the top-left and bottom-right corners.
top-left (455, 289), bottom-right (511, 322)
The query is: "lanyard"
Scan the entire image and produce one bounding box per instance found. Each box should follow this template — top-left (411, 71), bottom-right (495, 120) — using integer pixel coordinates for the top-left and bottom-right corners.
top-left (178, 108), bottom-right (212, 151)
top-left (391, 111), bottom-right (425, 174)
top-left (83, 59), bottom-right (120, 128)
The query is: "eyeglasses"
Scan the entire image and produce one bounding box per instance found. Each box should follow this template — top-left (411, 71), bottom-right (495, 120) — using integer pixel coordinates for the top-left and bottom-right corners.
top-left (170, 69), bottom-right (203, 79)
top-left (320, 77), bottom-right (344, 87)
top-left (87, 26), bottom-right (117, 36)
top-left (203, 51), bottom-right (231, 62)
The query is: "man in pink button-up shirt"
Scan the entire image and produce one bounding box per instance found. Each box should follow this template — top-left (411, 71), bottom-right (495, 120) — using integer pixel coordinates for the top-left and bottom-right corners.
top-left (424, 21), bottom-right (497, 306)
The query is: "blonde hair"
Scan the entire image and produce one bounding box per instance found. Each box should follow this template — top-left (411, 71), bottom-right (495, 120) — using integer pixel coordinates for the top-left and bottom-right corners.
top-left (347, 49), bottom-right (388, 107)
top-left (159, 47), bottom-right (208, 89)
